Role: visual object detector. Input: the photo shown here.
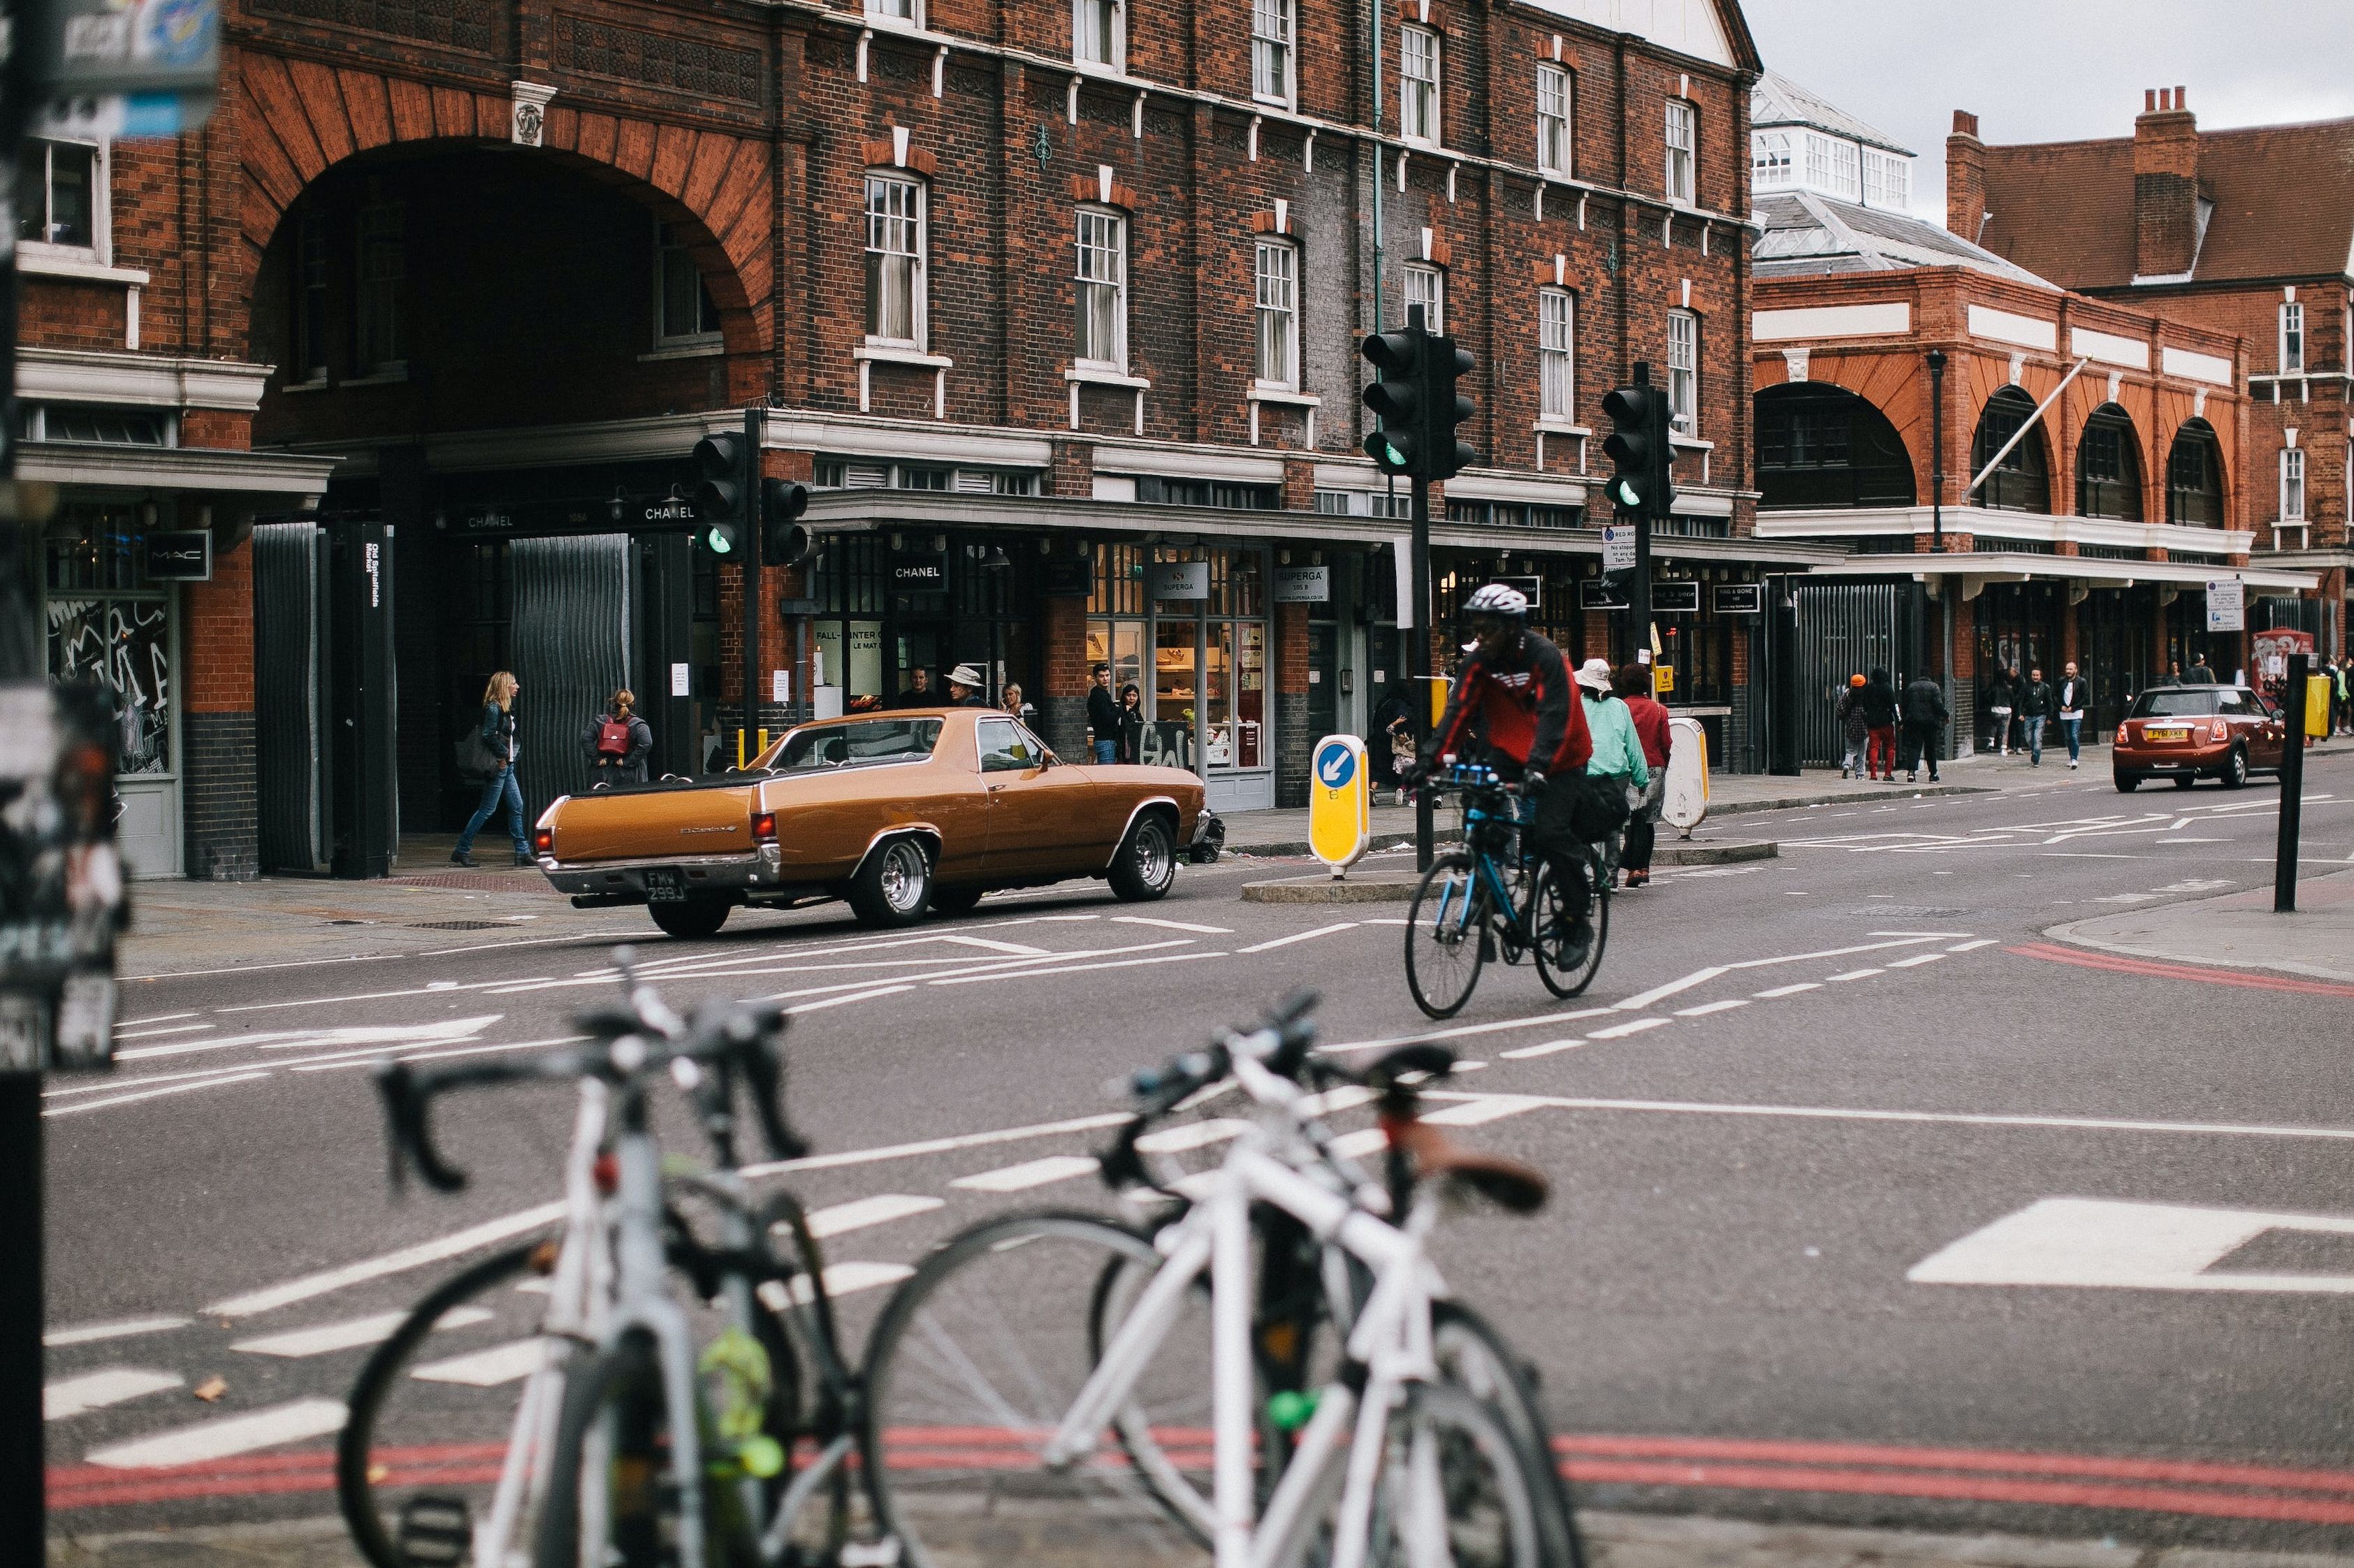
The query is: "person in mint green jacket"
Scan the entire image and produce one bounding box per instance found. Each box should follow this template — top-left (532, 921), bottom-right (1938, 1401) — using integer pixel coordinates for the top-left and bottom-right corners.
top-left (1576, 657), bottom-right (1649, 885)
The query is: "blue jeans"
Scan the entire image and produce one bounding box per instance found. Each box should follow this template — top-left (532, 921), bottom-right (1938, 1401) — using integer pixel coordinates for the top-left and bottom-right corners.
top-left (2060, 717), bottom-right (2082, 762)
top-left (2020, 716), bottom-right (2045, 763)
top-left (458, 767), bottom-right (528, 856)
top-left (1093, 738), bottom-right (1119, 764)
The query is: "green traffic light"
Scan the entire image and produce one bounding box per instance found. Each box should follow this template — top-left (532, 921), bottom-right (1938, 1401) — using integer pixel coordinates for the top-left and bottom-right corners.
top-left (1607, 477), bottom-right (1642, 509)
top-left (705, 528), bottom-right (734, 555)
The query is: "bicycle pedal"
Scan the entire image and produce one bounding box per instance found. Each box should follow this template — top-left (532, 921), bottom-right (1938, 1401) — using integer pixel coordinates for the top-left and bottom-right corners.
top-left (840, 1538), bottom-right (903, 1567)
top-left (394, 1494), bottom-right (470, 1566)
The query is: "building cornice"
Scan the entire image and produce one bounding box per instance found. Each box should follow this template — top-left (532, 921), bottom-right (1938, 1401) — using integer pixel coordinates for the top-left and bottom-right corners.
top-left (1754, 504), bottom-right (2253, 556)
top-left (17, 349), bottom-right (275, 412)
top-left (17, 442), bottom-right (337, 496)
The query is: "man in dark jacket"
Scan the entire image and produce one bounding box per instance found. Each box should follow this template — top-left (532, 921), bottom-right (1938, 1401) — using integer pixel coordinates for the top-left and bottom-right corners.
top-left (2186, 656), bottom-right (2216, 684)
top-left (1900, 674), bottom-right (1948, 783)
top-left (2054, 661), bottom-right (2090, 769)
top-left (892, 668), bottom-right (935, 709)
top-left (1084, 662), bottom-right (1121, 762)
top-left (2016, 666), bottom-right (2055, 765)
top-left (1861, 667), bottom-right (1900, 781)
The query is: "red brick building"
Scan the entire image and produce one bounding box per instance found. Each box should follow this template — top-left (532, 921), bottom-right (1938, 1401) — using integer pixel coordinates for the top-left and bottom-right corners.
top-left (1959, 88), bottom-right (2353, 656)
top-left (26, 0), bottom-right (1813, 878)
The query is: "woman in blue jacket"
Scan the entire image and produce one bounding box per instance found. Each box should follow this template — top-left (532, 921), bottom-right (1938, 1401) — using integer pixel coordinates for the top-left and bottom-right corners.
top-left (453, 672), bottom-right (528, 868)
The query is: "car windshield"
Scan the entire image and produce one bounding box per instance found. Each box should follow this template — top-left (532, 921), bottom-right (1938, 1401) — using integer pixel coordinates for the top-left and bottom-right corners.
top-left (768, 718), bottom-right (943, 772)
top-left (2130, 690), bottom-right (2220, 718)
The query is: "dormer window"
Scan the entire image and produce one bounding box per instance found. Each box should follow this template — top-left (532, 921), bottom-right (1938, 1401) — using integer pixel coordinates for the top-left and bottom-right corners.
top-left (1751, 131), bottom-right (1792, 189)
top-left (1862, 149), bottom-right (1910, 208)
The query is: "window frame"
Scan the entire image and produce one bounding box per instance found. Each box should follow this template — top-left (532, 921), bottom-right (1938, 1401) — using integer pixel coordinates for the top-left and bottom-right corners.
top-left (1073, 205), bottom-right (1129, 372)
top-left (2280, 301), bottom-right (2304, 374)
top-left (354, 197), bottom-right (405, 377)
top-left (1250, 0), bottom-right (1295, 107)
top-left (16, 135), bottom-right (107, 261)
top-left (1664, 99), bottom-right (1697, 205)
top-left (1536, 64), bottom-right (1571, 176)
top-left (1862, 149), bottom-right (1910, 209)
top-left (1403, 263), bottom-right (1444, 337)
top-left (864, 0), bottom-right (922, 27)
top-left (653, 220), bottom-right (724, 351)
top-left (1750, 130), bottom-right (1792, 189)
top-left (1251, 238), bottom-right (1300, 391)
top-left (1073, 0), bottom-right (1123, 72)
top-left (1538, 287), bottom-right (1575, 423)
top-left (1666, 308), bottom-right (1699, 435)
top-left (863, 172), bottom-right (928, 349)
top-left (1400, 25), bottom-right (1441, 147)
top-left (2281, 446), bottom-right (2306, 522)
top-left (291, 204), bottom-right (330, 386)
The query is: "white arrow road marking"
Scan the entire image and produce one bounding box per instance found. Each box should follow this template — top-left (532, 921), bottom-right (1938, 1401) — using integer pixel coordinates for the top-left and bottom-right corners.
top-left (413, 1340), bottom-right (549, 1387)
top-left (951, 1154), bottom-right (1101, 1193)
top-left (233, 1307), bottom-right (493, 1359)
top-left (1909, 1197), bottom-right (2354, 1293)
top-left (1237, 923), bottom-right (1359, 954)
top-left (930, 951), bottom-right (1223, 986)
top-left (115, 1015), bottom-right (503, 1063)
top-left (805, 1194), bottom-right (944, 1239)
top-left (85, 1398), bottom-right (349, 1469)
top-left (45, 1073), bottom-right (273, 1117)
top-left (45, 1369), bottom-right (182, 1421)
top-left (111, 1022), bottom-right (214, 1040)
top-left (45, 1316), bottom-right (191, 1349)
top-left (1111, 916), bottom-right (1235, 934)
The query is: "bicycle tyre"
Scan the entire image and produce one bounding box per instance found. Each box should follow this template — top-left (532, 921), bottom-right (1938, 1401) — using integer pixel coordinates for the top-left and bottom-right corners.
top-left (1406, 852), bottom-right (1490, 1019)
top-left (861, 1209), bottom-right (1223, 1568)
top-left (1348, 1380), bottom-right (1550, 1568)
top-left (338, 1240), bottom-right (566, 1568)
top-left (1530, 859), bottom-right (1608, 1000)
top-left (1432, 1304), bottom-right (1585, 1568)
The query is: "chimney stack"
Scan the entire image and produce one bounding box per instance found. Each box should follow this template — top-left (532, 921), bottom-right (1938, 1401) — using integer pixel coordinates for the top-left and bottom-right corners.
top-left (2134, 85), bottom-right (2199, 277)
top-left (1946, 109), bottom-right (1986, 242)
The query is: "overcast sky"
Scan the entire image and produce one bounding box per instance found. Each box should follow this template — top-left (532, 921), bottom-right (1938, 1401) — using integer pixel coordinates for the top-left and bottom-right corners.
top-left (1740, 0), bottom-right (2354, 223)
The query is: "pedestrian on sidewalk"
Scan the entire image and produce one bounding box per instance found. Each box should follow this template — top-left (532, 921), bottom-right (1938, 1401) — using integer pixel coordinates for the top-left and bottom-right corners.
top-left (2056, 662), bottom-right (2089, 769)
top-left (892, 667), bottom-right (934, 709)
top-left (2017, 666), bottom-right (2054, 765)
top-left (1984, 667), bottom-right (2016, 755)
top-left (1001, 681), bottom-right (1037, 731)
top-left (944, 664), bottom-right (988, 706)
top-left (1861, 667), bottom-right (1901, 781)
top-left (1086, 662), bottom-right (1120, 762)
top-left (1577, 658), bottom-right (1650, 887)
top-left (2332, 654), bottom-right (2351, 736)
top-left (1615, 664), bottom-right (1671, 888)
top-left (1836, 673), bottom-right (1870, 779)
top-left (1372, 682), bottom-right (1411, 802)
top-left (582, 689), bottom-right (653, 787)
top-left (453, 672), bottom-right (529, 868)
top-left (1901, 672), bottom-right (1947, 783)
top-left (1117, 682), bottom-right (1145, 764)
top-left (2186, 655), bottom-right (2216, 684)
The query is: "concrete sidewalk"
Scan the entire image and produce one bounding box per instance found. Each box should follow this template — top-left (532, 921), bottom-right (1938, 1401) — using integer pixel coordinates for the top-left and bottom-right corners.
top-left (2047, 868), bottom-right (2354, 985)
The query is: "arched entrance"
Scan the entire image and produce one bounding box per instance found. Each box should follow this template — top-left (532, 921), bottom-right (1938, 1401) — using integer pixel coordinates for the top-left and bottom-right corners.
top-left (1754, 383), bottom-right (1917, 510)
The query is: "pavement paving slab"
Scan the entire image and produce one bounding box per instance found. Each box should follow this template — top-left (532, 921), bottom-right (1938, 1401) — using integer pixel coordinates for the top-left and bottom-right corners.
top-left (2046, 869), bottom-right (2354, 984)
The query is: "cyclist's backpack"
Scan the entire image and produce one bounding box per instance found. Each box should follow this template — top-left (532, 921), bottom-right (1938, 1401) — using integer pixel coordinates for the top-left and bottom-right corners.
top-left (596, 717), bottom-right (632, 758)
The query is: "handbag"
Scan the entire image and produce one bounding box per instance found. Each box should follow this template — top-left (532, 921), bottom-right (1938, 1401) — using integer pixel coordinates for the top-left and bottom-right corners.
top-left (453, 731), bottom-right (502, 781)
top-left (1569, 773), bottom-right (1630, 843)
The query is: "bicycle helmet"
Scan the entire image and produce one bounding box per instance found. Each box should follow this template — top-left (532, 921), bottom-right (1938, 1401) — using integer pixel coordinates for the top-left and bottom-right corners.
top-left (1463, 582), bottom-right (1530, 618)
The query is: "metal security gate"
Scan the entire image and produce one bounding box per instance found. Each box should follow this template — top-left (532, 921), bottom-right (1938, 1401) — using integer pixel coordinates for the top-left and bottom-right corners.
top-left (254, 522), bottom-right (328, 872)
top-left (1793, 581), bottom-right (1916, 768)
top-left (511, 535), bottom-right (631, 822)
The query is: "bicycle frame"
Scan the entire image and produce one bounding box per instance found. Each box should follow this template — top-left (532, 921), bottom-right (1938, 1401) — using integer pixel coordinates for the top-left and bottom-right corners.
top-left (1041, 1061), bottom-right (1446, 1568)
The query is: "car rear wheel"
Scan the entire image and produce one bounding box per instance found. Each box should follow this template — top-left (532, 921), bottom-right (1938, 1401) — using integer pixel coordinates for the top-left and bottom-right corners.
top-left (849, 837), bottom-right (934, 927)
top-left (929, 885), bottom-right (986, 918)
top-left (1107, 813), bottom-right (1177, 902)
top-left (2219, 746), bottom-right (2248, 789)
top-left (648, 896), bottom-right (730, 939)
top-left (2114, 772), bottom-right (2140, 792)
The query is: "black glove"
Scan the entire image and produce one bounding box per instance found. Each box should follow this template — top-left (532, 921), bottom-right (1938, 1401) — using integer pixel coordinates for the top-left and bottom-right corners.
top-left (1522, 767), bottom-right (1548, 792)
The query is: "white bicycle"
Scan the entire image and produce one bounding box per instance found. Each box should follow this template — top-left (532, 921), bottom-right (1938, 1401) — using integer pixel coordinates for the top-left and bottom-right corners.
top-left (858, 998), bottom-right (1572, 1568)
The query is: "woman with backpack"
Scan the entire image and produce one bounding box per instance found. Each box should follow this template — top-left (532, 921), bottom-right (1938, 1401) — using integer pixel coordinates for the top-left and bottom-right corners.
top-left (583, 689), bottom-right (653, 786)
top-left (453, 672), bottom-right (528, 868)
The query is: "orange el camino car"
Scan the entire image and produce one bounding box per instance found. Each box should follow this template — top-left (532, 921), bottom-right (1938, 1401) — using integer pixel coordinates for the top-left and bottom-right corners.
top-left (532, 708), bottom-right (1215, 936)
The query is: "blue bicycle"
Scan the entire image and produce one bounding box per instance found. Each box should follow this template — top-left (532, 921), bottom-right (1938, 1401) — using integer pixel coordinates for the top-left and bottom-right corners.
top-left (1404, 763), bottom-right (1609, 1018)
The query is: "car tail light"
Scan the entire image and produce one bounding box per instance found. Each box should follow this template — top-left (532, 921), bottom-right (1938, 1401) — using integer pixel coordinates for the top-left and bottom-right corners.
top-left (532, 827), bottom-right (553, 855)
top-left (752, 811), bottom-right (778, 843)
top-left (2208, 720), bottom-right (2228, 742)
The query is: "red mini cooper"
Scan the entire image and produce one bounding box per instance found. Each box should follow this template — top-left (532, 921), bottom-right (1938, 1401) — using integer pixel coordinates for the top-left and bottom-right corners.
top-left (2112, 684), bottom-right (2288, 791)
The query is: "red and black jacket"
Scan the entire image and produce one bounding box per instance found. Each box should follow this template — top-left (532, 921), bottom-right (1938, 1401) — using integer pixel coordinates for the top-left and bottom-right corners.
top-left (1426, 630), bottom-right (1592, 776)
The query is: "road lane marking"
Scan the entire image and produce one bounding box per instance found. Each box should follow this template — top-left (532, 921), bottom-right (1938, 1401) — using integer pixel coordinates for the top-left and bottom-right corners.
top-left (1947, 939), bottom-right (2000, 952)
top-left (1590, 1018), bottom-right (1672, 1040)
top-left (111, 1023), bottom-right (213, 1040)
top-left (757, 939), bottom-right (1196, 1000)
top-left (117, 1015), bottom-right (502, 1063)
top-left (1674, 999), bottom-right (1750, 1017)
top-left (1824, 969), bottom-right (1882, 982)
top-left (45, 1073), bottom-right (272, 1117)
top-left (1910, 1198), bottom-right (2354, 1294)
top-left (1885, 953), bottom-right (1947, 968)
top-left (951, 1155), bottom-right (1101, 1193)
top-left (1135, 1119), bottom-right (1250, 1154)
top-left (1612, 938), bottom-right (1951, 1012)
top-left (45, 1316), bottom-right (191, 1349)
top-left (231, 1307), bottom-right (493, 1359)
top-left (929, 951), bottom-right (1223, 986)
top-left (1112, 916), bottom-right (1235, 934)
top-left (289, 1034), bottom-right (588, 1074)
top-left (1237, 923), bottom-right (1358, 955)
top-left (769, 1261), bottom-right (915, 1309)
top-left (2006, 943), bottom-right (2354, 998)
top-left (122, 952), bottom-right (410, 982)
top-left (932, 935), bottom-right (1054, 956)
top-left (85, 1398), bottom-right (348, 1469)
top-left (1421, 1091), bottom-right (2354, 1145)
top-left (117, 1012), bottom-right (197, 1028)
top-left (205, 1203), bottom-right (569, 1319)
top-left (783, 985), bottom-right (917, 1014)
top-left (741, 1110), bottom-right (1134, 1180)
top-left (1321, 1006), bottom-right (1619, 1056)
top-left (1499, 1038), bottom-right (1585, 1061)
top-left (412, 1340), bottom-right (548, 1387)
top-left (1422, 1096), bottom-right (1550, 1126)
top-left (45, 1369), bottom-right (182, 1421)
top-left (806, 1194), bottom-right (945, 1239)
top-left (1753, 984), bottom-right (1819, 999)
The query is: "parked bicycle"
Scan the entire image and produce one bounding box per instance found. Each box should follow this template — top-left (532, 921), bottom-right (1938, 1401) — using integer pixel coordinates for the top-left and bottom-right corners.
top-left (1404, 763), bottom-right (1609, 1019)
top-left (857, 994), bottom-right (1577, 1568)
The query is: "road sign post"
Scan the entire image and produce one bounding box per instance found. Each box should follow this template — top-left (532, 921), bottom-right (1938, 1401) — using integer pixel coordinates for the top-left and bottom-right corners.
top-left (2274, 653), bottom-right (2309, 913)
top-left (1308, 734), bottom-right (1372, 878)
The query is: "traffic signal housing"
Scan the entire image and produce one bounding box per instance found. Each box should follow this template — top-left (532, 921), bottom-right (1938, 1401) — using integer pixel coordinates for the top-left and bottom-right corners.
top-left (1600, 382), bottom-right (1676, 520)
top-left (1359, 328), bottom-right (1423, 474)
top-left (692, 430), bottom-right (750, 556)
top-left (1427, 339), bottom-right (1476, 481)
top-left (761, 479), bottom-right (813, 566)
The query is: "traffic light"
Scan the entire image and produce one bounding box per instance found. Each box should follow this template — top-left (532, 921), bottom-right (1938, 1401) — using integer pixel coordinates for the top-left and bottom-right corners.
top-left (1600, 381), bottom-right (1675, 519)
top-left (760, 479), bottom-right (813, 565)
top-left (1360, 328), bottom-right (1423, 474)
top-left (1427, 339), bottom-right (1477, 481)
top-left (692, 430), bottom-right (750, 555)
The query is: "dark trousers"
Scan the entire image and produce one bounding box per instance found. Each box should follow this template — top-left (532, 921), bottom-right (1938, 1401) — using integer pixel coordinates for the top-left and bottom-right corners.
top-left (1900, 723), bottom-right (1942, 774)
top-left (1527, 770), bottom-right (1594, 924)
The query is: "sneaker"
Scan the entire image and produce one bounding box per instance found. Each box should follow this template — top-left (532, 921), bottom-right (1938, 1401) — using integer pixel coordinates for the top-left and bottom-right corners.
top-left (2068, 760), bottom-right (2079, 769)
top-left (1907, 771), bottom-right (1918, 783)
top-left (450, 850), bottom-right (477, 868)
top-left (1928, 771), bottom-right (1940, 782)
top-left (514, 852), bottom-right (535, 867)
top-left (1840, 764), bottom-right (1851, 779)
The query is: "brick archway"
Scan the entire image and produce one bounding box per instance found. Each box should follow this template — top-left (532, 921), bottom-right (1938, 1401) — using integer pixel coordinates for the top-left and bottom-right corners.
top-left (235, 54), bottom-right (773, 379)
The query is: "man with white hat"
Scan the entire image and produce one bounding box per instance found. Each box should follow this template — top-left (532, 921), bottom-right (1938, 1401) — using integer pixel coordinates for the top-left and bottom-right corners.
top-left (944, 663), bottom-right (988, 706)
top-left (1407, 582), bottom-right (1599, 965)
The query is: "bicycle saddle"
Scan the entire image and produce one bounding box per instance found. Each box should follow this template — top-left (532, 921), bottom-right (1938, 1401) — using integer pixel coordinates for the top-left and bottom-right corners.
top-left (1385, 1119), bottom-right (1550, 1216)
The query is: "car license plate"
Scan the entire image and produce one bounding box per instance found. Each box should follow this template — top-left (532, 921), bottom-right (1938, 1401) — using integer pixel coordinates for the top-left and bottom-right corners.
top-left (643, 868), bottom-right (688, 903)
top-left (2145, 726), bottom-right (2190, 742)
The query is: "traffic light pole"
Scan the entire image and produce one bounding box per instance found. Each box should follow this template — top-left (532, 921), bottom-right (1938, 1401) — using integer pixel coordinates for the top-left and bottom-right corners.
top-left (1629, 362), bottom-right (1655, 671)
top-left (739, 406), bottom-right (762, 763)
top-left (1410, 474), bottom-right (1434, 872)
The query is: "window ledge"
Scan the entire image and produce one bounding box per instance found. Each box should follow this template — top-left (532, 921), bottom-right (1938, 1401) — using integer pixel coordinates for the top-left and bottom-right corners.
top-left (1669, 431), bottom-right (1713, 452)
top-left (279, 378), bottom-right (331, 395)
top-left (341, 368), bottom-right (410, 387)
top-left (1066, 365), bottom-right (1150, 389)
top-left (1251, 91), bottom-right (1295, 111)
top-left (1073, 59), bottom-right (1127, 81)
top-left (20, 249), bottom-right (149, 287)
top-left (1533, 420), bottom-right (1590, 436)
top-left (641, 341), bottom-right (724, 362)
top-left (1400, 135), bottom-right (1441, 153)
top-left (856, 342), bottom-right (953, 369)
top-left (863, 12), bottom-right (929, 36)
top-left (1247, 385), bottom-right (1318, 406)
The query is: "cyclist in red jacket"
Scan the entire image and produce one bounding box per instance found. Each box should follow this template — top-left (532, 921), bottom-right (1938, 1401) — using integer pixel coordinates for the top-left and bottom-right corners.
top-left (1408, 582), bottom-right (1599, 961)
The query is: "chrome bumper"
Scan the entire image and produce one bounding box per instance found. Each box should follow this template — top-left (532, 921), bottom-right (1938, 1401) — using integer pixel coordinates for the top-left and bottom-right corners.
top-left (539, 843), bottom-right (786, 903)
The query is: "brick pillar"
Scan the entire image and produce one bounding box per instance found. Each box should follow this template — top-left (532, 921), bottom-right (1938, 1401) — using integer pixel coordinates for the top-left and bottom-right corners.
top-left (1274, 601), bottom-right (1311, 807)
top-left (1041, 590), bottom-right (1089, 757)
top-left (1281, 457), bottom-right (1316, 513)
top-left (185, 533), bottom-right (257, 880)
top-left (1051, 439), bottom-right (1094, 498)
top-left (2061, 597), bottom-right (2082, 666)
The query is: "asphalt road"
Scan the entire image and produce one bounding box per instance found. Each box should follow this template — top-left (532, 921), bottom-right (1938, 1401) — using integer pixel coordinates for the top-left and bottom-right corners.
top-left (42, 753), bottom-right (2354, 1553)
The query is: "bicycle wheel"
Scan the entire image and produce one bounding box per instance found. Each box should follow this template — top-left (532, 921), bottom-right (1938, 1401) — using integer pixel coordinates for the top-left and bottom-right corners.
top-left (1351, 1381), bottom-right (1549, 1568)
top-left (339, 1241), bottom-right (579, 1568)
top-left (1530, 859), bottom-right (1607, 999)
top-left (1406, 852), bottom-right (1490, 1019)
top-left (862, 1210), bottom-right (1221, 1568)
top-left (1432, 1305), bottom-right (1585, 1568)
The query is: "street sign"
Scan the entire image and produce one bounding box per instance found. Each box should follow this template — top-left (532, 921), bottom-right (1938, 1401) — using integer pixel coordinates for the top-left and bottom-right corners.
top-left (1273, 565), bottom-right (1330, 602)
top-left (1578, 578), bottom-right (1630, 610)
top-left (1712, 583), bottom-right (1761, 614)
top-left (1661, 716), bottom-right (1709, 832)
top-left (141, 530), bottom-right (210, 580)
top-left (1307, 734), bottom-right (1370, 875)
top-left (2205, 578), bottom-right (2244, 632)
top-left (1652, 581), bottom-right (1699, 614)
top-left (1601, 525), bottom-right (1635, 573)
top-left (1149, 561), bottom-right (1209, 600)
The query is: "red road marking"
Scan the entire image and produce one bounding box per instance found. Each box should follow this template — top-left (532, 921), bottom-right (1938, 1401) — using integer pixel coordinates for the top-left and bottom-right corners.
top-left (2006, 942), bottom-right (2354, 998)
top-left (1553, 1434), bottom-right (2354, 1497)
